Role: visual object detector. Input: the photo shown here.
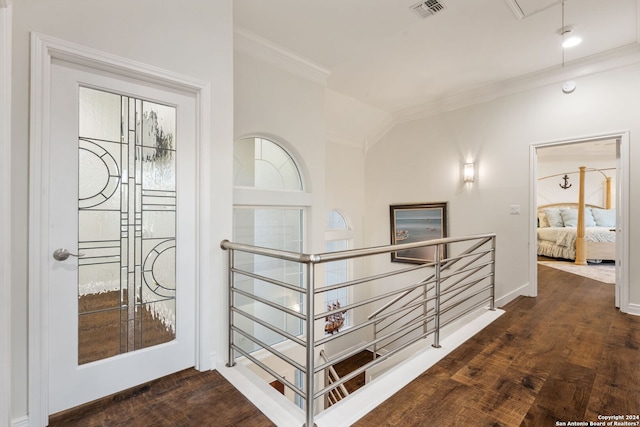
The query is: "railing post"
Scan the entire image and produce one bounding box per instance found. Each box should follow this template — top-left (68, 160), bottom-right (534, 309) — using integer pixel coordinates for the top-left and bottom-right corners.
top-left (432, 245), bottom-right (442, 349)
top-left (226, 248), bottom-right (236, 367)
top-left (423, 274), bottom-right (428, 338)
top-left (490, 236), bottom-right (496, 311)
top-left (304, 262), bottom-right (316, 427)
top-left (372, 322), bottom-right (378, 360)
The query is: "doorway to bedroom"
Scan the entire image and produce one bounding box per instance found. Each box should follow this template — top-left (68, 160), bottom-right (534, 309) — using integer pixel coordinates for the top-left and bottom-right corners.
top-left (531, 133), bottom-right (627, 310)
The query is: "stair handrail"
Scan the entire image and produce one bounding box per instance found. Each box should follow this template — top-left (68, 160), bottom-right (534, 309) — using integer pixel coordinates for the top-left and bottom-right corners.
top-left (367, 237), bottom-right (493, 321)
top-left (221, 232), bottom-right (496, 427)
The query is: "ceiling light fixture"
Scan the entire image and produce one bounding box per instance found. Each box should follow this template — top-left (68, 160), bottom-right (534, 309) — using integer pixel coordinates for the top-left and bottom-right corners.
top-left (560, 1), bottom-right (581, 66)
top-left (561, 29), bottom-right (582, 48)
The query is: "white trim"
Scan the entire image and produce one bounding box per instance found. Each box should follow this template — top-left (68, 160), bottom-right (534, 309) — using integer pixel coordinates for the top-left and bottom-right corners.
top-left (1, 3), bottom-right (12, 427)
top-left (495, 281), bottom-right (531, 307)
top-left (28, 33), bottom-right (212, 424)
top-left (234, 27), bottom-right (329, 86)
top-left (528, 145), bottom-right (539, 298)
top-left (626, 303), bottom-right (640, 316)
top-left (617, 132), bottom-right (631, 313)
top-left (529, 131), bottom-right (631, 314)
top-left (10, 415), bottom-right (28, 427)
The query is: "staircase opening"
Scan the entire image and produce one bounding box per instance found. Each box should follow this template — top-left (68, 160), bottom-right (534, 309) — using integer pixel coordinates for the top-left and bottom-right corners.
top-left (221, 233), bottom-right (500, 426)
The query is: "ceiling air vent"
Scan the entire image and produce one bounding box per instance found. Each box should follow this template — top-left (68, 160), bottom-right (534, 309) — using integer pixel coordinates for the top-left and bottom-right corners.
top-left (410, 0), bottom-right (445, 18)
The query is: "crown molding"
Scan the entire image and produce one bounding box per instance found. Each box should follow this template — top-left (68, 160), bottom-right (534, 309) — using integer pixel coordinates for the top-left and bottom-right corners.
top-left (326, 114), bottom-right (395, 153)
top-left (234, 27), bottom-right (330, 86)
top-left (392, 42), bottom-right (640, 125)
top-left (364, 118), bottom-right (395, 153)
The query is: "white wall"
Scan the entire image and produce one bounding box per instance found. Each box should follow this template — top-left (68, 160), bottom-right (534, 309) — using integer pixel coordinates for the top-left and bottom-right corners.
top-left (10, 0), bottom-right (233, 421)
top-left (537, 148), bottom-right (616, 207)
top-left (364, 62), bottom-right (640, 308)
top-left (234, 49), bottom-right (327, 253)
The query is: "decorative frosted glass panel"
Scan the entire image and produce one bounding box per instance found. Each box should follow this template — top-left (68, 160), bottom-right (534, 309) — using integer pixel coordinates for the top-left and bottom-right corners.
top-left (79, 88), bottom-right (122, 142)
top-left (77, 87), bottom-right (176, 365)
top-left (234, 137), bottom-right (302, 190)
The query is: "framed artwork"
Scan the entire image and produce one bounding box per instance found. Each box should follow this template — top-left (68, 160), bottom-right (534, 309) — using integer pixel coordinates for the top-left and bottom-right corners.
top-left (390, 202), bottom-right (448, 263)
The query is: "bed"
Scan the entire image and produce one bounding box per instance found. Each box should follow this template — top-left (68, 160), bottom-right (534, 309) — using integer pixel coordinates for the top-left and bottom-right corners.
top-left (537, 166), bottom-right (616, 265)
top-left (537, 203), bottom-right (616, 262)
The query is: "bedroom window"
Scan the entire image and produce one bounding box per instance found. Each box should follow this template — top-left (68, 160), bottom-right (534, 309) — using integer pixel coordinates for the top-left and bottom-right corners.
top-left (232, 137), bottom-right (309, 353)
top-left (324, 210), bottom-right (352, 334)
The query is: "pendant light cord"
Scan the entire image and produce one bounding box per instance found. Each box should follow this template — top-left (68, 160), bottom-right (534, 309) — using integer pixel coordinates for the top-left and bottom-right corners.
top-left (561, 0), bottom-right (566, 66)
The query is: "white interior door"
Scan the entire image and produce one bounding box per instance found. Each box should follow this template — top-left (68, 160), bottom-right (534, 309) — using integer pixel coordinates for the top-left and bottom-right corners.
top-left (47, 59), bottom-right (196, 414)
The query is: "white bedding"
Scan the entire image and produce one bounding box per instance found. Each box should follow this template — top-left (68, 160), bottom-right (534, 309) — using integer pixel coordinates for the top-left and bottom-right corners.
top-left (537, 227), bottom-right (615, 246)
top-left (537, 226), bottom-right (615, 260)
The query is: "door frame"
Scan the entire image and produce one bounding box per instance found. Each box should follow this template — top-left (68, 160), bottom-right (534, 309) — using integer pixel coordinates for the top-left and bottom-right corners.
top-left (1, 2), bottom-right (12, 427)
top-left (28, 33), bottom-right (212, 425)
top-left (528, 131), bottom-right (631, 313)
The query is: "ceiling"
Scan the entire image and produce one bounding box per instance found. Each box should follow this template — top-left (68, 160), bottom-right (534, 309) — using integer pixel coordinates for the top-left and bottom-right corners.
top-left (234, 0), bottom-right (639, 117)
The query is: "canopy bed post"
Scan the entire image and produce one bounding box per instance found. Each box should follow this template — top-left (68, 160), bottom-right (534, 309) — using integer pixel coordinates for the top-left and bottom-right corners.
top-left (605, 176), bottom-right (612, 209)
top-left (575, 166), bottom-right (587, 265)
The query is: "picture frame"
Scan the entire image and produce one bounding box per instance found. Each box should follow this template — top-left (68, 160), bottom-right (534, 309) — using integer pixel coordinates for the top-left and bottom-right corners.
top-left (390, 202), bottom-right (448, 264)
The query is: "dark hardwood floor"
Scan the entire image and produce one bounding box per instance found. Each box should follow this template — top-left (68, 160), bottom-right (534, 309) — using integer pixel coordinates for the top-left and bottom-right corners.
top-left (333, 350), bottom-right (374, 395)
top-left (355, 264), bottom-right (639, 426)
top-left (48, 369), bottom-right (275, 427)
top-left (50, 264), bottom-right (640, 426)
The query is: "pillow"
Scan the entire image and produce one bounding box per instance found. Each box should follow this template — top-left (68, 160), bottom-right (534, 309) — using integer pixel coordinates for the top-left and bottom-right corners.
top-left (543, 208), bottom-right (564, 227)
top-left (591, 208), bottom-right (616, 227)
top-left (538, 212), bottom-right (550, 228)
top-left (559, 208), bottom-right (596, 227)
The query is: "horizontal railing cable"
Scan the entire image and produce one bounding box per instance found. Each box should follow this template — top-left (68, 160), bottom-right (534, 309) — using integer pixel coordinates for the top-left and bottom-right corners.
top-left (313, 276), bottom-right (437, 322)
top-left (231, 307), bottom-right (306, 347)
top-left (231, 325), bottom-right (306, 373)
top-left (230, 266), bottom-right (307, 294)
top-left (231, 344), bottom-right (305, 400)
top-left (231, 287), bottom-right (306, 321)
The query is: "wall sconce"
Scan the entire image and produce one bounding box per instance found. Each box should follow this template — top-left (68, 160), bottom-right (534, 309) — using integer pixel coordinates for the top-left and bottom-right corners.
top-left (463, 162), bottom-right (475, 183)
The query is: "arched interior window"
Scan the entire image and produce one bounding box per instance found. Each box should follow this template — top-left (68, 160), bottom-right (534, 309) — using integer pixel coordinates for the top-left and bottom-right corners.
top-left (326, 210), bottom-right (348, 230)
top-left (234, 137), bottom-right (302, 190)
top-left (232, 137), bottom-right (307, 353)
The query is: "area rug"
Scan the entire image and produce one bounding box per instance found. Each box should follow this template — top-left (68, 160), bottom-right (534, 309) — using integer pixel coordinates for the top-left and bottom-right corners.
top-left (537, 260), bottom-right (615, 284)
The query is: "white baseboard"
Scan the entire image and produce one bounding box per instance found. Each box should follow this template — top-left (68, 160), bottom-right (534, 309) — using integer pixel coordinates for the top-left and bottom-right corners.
top-left (11, 415), bottom-right (28, 427)
top-left (625, 302), bottom-right (640, 316)
top-left (496, 282), bottom-right (530, 308)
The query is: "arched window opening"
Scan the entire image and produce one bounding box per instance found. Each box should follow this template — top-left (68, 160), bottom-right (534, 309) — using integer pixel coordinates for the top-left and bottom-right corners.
top-left (232, 136), bottom-right (307, 353)
top-left (234, 137), bottom-right (303, 191)
top-left (326, 209), bottom-right (349, 230)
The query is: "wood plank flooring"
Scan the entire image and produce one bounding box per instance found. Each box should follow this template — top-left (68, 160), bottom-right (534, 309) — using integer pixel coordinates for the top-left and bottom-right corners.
top-left (48, 369), bottom-right (275, 427)
top-left (333, 350), bottom-right (374, 395)
top-left (49, 264), bottom-right (640, 426)
top-left (355, 264), bottom-right (640, 426)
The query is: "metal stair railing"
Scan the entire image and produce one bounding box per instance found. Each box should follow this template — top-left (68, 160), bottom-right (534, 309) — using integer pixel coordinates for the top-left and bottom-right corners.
top-left (221, 233), bottom-right (496, 427)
